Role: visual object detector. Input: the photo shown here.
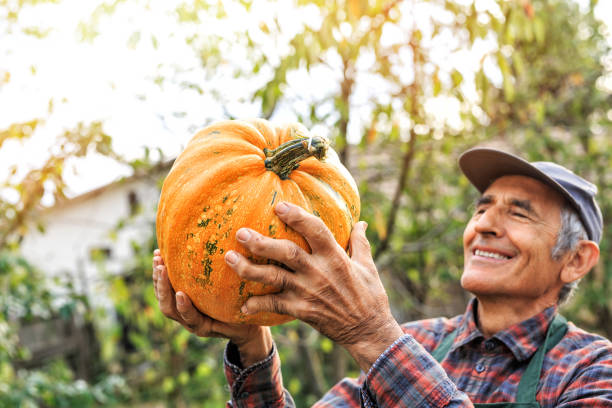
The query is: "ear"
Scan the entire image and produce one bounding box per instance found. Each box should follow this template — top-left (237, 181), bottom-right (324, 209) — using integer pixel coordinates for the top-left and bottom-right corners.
top-left (560, 241), bottom-right (600, 284)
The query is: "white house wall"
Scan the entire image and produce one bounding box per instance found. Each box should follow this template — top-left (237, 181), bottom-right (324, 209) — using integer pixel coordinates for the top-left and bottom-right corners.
top-left (20, 175), bottom-right (164, 305)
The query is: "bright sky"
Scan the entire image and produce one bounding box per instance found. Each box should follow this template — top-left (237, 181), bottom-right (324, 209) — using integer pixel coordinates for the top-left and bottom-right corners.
top-left (0, 0), bottom-right (304, 202)
top-left (0, 0), bottom-right (610, 204)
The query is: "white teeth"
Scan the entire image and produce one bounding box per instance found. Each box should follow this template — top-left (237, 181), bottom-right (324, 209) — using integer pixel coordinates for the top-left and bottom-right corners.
top-left (474, 249), bottom-right (510, 260)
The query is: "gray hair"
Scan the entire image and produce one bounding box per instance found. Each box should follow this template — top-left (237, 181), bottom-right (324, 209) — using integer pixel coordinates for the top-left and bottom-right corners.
top-left (552, 205), bottom-right (588, 305)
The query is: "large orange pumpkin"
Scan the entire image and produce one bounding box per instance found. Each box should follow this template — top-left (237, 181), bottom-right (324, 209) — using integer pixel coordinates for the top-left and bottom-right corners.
top-left (156, 119), bottom-right (360, 326)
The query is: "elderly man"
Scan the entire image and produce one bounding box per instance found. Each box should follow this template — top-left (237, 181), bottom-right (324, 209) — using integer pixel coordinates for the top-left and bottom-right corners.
top-left (152, 147), bottom-right (612, 407)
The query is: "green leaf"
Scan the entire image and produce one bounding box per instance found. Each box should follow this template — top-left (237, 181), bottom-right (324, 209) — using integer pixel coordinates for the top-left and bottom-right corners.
top-left (533, 16), bottom-right (546, 45)
top-left (511, 51), bottom-right (525, 77)
top-left (451, 70), bottom-right (463, 88)
top-left (433, 71), bottom-right (441, 96)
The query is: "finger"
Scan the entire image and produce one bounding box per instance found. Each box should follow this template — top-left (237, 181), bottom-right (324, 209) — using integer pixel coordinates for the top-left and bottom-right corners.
top-left (153, 267), bottom-right (159, 298)
top-left (235, 228), bottom-right (312, 274)
top-left (157, 265), bottom-right (179, 320)
top-left (242, 292), bottom-right (295, 317)
top-left (153, 264), bottom-right (163, 299)
top-left (349, 221), bottom-right (373, 266)
top-left (154, 255), bottom-right (165, 268)
top-left (177, 292), bottom-right (254, 340)
top-left (152, 263), bottom-right (159, 282)
top-left (274, 202), bottom-right (337, 254)
top-left (225, 250), bottom-right (298, 290)
top-left (153, 250), bottom-right (161, 268)
top-left (175, 291), bottom-right (213, 335)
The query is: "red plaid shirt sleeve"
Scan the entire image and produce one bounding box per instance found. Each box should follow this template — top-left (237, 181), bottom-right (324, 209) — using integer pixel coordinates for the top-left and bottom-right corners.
top-left (224, 341), bottom-right (294, 408)
top-left (359, 334), bottom-right (471, 407)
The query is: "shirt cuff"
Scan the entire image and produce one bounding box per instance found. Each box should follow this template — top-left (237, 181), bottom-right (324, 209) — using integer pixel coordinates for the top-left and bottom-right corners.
top-left (361, 334), bottom-right (458, 407)
top-left (224, 341), bottom-right (289, 408)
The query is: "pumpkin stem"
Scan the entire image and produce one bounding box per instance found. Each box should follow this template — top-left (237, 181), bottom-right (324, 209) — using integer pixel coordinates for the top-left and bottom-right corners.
top-left (264, 133), bottom-right (328, 179)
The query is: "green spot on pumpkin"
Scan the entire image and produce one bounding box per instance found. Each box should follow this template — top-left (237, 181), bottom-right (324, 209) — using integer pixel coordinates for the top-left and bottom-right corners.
top-left (208, 130), bottom-right (221, 136)
top-left (203, 206), bottom-right (210, 212)
top-left (206, 240), bottom-right (218, 255)
top-left (313, 210), bottom-right (320, 217)
top-left (219, 248), bottom-right (224, 254)
top-left (226, 208), bottom-right (234, 216)
top-left (195, 276), bottom-right (209, 287)
top-left (270, 191), bottom-right (278, 206)
top-left (223, 195), bottom-right (229, 203)
top-left (201, 257), bottom-right (213, 278)
top-left (198, 218), bottom-right (211, 228)
top-left (268, 224), bottom-right (277, 236)
top-left (239, 281), bottom-right (246, 296)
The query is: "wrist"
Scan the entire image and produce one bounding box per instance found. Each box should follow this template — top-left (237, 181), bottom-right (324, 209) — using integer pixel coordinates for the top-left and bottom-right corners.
top-left (232, 326), bottom-right (273, 368)
top-left (345, 320), bottom-right (404, 373)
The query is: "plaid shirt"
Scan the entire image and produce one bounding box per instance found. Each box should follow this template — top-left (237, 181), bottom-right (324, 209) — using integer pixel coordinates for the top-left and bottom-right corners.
top-left (224, 299), bottom-right (612, 407)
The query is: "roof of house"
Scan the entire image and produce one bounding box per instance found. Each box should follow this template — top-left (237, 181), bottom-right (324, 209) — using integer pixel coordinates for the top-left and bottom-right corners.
top-left (45, 159), bottom-right (174, 212)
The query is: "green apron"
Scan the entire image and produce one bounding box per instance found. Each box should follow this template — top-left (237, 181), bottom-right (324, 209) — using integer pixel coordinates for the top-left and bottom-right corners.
top-left (430, 314), bottom-right (568, 407)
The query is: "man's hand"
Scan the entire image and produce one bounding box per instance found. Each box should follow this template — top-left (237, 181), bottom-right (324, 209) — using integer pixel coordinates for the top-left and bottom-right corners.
top-left (152, 249), bottom-right (272, 367)
top-left (224, 202), bottom-right (404, 372)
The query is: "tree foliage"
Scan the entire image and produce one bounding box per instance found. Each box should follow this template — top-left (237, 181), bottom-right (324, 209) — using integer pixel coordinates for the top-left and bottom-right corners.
top-left (0, 252), bottom-right (129, 407)
top-left (0, 0), bottom-right (610, 406)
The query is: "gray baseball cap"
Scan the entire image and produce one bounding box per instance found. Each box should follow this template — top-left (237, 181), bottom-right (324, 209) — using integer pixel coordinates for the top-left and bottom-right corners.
top-left (459, 147), bottom-right (603, 243)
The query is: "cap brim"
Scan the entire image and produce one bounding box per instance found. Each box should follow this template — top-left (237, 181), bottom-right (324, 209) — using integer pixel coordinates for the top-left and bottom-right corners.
top-left (458, 148), bottom-right (581, 212)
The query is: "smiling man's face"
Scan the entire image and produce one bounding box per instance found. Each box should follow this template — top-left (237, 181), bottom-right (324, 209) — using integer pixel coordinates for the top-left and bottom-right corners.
top-left (461, 175), bottom-right (567, 303)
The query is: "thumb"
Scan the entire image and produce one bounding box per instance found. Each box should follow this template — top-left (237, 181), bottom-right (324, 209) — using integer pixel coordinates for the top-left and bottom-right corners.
top-left (349, 221), bottom-right (372, 264)
top-left (176, 292), bottom-right (211, 335)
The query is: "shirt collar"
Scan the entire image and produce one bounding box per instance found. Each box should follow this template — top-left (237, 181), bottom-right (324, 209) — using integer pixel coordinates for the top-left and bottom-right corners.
top-left (451, 298), bottom-right (558, 362)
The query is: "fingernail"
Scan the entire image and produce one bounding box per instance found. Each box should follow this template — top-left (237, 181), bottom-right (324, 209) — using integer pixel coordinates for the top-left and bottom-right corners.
top-left (176, 293), bottom-right (185, 306)
top-left (362, 221), bottom-right (368, 231)
top-left (236, 228), bottom-right (251, 242)
top-left (275, 202), bottom-right (289, 215)
top-left (226, 251), bottom-right (238, 265)
top-left (241, 304), bottom-right (249, 314)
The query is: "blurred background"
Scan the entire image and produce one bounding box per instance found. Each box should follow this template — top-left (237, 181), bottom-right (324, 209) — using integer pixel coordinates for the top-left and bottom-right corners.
top-left (1, 0), bottom-right (611, 406)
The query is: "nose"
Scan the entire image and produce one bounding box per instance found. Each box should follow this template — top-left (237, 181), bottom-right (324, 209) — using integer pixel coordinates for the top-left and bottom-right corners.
top-left (473, 207), bottom-right (504, 238)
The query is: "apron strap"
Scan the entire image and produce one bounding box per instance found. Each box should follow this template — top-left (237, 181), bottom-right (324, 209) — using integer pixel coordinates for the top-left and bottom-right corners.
top-left (431, 328), bottom-right (458, 362)
top-left (515, 314), bottom-right (568, 403)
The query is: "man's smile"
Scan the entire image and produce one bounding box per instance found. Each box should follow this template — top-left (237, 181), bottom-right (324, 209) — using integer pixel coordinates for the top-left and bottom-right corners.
top-left (474, 249), bottom-right (510, 260)
top-left (470, 246), bottom-right (515, 262)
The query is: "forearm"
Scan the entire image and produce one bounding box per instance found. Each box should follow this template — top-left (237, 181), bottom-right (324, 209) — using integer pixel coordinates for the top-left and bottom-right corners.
top-left (359, 334), bottom-right (473, 407)
top-left (231, 326), bottom-right (274, 368)
top-left (344, 319), bottom-right (405, 372)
